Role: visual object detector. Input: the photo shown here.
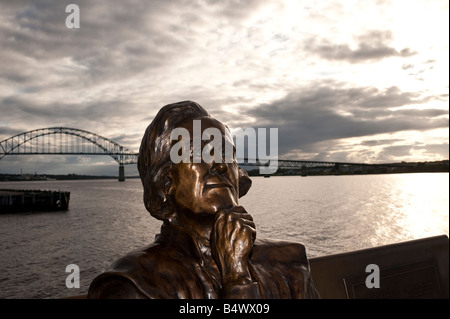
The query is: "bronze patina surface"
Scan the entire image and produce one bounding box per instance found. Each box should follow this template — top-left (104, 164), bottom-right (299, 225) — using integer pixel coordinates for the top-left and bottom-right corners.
top-left (87, 101), bottom-right (319, 299)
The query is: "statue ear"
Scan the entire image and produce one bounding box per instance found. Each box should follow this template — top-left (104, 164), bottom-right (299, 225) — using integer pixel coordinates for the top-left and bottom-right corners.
top-left (238, 167), bottom-right (252, 198)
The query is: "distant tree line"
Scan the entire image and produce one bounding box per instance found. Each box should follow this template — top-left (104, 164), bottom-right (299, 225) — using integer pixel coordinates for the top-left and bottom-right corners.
top-left (246, 160), bottom-right (449, 176)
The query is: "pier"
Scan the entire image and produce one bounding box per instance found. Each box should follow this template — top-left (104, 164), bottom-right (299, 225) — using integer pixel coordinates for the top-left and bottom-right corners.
top-left (0, 189), bottom-right (70, 213)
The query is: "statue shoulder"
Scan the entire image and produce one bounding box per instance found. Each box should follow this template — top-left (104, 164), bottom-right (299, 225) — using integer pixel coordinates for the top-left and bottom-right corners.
top-left (87, 271), bottom-right (148, 298)
top-left (252, 238), bottom-right (309, 265)
top-left (87, 242), bottom-right (174, 299)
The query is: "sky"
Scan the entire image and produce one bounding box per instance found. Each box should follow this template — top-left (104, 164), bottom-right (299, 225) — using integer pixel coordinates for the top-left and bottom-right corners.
top-left (0, 0), bottom-right (448, 176)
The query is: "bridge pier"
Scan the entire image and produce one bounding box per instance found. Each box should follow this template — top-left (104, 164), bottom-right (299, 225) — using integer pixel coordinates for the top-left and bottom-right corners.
top-left (118, 164), bottom-right (125, 182)
top-left (301, 165), bottom-right (307, 177)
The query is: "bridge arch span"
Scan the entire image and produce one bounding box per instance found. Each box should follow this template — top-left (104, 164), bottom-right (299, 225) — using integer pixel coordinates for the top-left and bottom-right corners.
top-left (0, 127), bottom-right (138, 180)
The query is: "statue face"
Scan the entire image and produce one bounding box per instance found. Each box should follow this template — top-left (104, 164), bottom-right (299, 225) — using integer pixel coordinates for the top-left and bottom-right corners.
top-left (168, 117), bottom-right (239, 215)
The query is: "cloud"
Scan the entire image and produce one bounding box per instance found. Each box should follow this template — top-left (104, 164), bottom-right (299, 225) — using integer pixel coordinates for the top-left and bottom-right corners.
top-left (243, 82), bottom-right (448, 159)
top-left (305, 30), bottom-right (416, 63)
top-left (0, 1), bottom-right (184, 88)
top-left (0, 127), bottom-right (23, 139)
top-left (420, 143), bottom-right (449, 158)
top-left (376, 143), bottom-right (449, 162)
top-left (377, 145), bottom-right (414, 158)
top-left (360, 139), bottom-right (405, 147)
top-left (0, 0), bottom-right (448, 172)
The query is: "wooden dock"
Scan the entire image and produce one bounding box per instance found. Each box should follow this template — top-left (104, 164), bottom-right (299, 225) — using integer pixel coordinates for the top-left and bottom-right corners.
top-left (0, 189), bottom-right (70, 213)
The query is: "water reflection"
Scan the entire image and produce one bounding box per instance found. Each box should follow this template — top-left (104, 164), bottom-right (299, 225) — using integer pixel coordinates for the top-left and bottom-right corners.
top-left (241, 173), bottom-right (449, 257)
top-left (0, 173), bottom-right (448, 298)
top-left (382, 173), bottom-right (449, 240)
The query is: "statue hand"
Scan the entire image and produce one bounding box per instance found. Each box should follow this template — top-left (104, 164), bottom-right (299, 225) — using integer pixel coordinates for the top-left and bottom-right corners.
top-left (211, 206), bottom-right (256, 287)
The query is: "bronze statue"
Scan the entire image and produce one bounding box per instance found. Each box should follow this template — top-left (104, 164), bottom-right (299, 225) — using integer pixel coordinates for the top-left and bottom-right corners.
top-left (88, 101), bottom-right (319, 299)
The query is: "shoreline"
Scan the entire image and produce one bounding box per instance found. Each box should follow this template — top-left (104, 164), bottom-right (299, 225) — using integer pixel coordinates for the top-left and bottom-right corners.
top-left (0, 170), bottom-right (449, 182)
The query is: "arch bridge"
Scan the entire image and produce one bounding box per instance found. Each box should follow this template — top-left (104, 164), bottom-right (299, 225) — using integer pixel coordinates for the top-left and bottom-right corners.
top-left (0, 127), bottom-right (138, 181)
top-left (1, 127), bottom-right (411, 181)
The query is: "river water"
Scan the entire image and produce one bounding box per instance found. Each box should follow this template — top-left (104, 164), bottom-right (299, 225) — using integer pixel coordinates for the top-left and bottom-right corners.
top-left (0, 173), bottom-right (448, 299)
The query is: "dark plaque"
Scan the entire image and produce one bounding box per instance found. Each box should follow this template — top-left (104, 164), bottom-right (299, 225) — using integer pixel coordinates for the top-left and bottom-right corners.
top-left (344, 261), bottom-right (443, 299)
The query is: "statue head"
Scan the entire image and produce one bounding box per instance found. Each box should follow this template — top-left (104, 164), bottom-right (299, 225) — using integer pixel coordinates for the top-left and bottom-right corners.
top-left (138, 101), bottom-right (252, 221)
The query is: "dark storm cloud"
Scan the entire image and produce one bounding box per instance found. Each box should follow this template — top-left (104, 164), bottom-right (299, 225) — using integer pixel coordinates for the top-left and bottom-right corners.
top-left (305, 30), bottom-right (416, 63)
top-left (0, 0), bottom-right (267, 80)
top-left (0, 0), bottom-right (269, 116)
top-left (244, 82), bottom-right (449, 157)
top-left (0, 0), bottom-right (189, 86)
top-left (0, 94), bottom-right (144, 139)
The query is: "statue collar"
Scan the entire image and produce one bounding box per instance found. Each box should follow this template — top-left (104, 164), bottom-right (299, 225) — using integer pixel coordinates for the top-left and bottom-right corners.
top-left (155, 222), bottom-right (213, 261)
